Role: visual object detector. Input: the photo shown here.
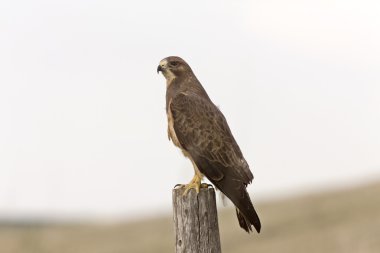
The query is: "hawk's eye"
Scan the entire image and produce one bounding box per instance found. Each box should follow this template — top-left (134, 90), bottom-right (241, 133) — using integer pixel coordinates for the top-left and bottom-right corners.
top-left (170, 61), bottom-right (179, 66)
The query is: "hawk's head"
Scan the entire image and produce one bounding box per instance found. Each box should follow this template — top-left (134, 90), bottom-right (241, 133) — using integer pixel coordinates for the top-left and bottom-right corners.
top-left (157, 56), bottom-right (193, 82)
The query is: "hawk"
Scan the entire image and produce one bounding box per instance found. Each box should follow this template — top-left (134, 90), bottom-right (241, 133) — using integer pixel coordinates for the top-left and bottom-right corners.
top-left (157, 56), bottom-right (261, 233)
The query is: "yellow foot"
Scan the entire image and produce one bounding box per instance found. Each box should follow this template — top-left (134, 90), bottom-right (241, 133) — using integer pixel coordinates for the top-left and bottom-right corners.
top-left (174, 181), bottom-right (211, 196)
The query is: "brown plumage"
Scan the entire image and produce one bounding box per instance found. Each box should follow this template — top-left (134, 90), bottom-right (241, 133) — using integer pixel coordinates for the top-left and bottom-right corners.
top-left (157, 56), bottom-right (261, 233)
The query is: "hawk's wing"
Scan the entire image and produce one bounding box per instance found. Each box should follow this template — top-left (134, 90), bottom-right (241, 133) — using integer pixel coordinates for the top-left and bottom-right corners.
top-left (170, 92), bottom-right (261, 233)
top-left (170, 92), bottom-right (253, 185)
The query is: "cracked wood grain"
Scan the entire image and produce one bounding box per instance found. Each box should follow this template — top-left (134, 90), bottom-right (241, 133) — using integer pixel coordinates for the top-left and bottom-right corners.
top-left (173, 187), bottom-right (221, 253)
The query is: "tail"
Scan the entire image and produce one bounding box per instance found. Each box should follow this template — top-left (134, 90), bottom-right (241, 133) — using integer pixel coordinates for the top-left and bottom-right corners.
top-left (235, 188), bottom-right (261, 233)
top-left (192, 156), bottom-right (261, 233)
top-left (236, 206), bottom-right (261, 233)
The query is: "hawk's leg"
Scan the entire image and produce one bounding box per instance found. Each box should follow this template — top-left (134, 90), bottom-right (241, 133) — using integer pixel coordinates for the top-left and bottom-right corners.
top-left (174, 160), bottom-right (208, 196)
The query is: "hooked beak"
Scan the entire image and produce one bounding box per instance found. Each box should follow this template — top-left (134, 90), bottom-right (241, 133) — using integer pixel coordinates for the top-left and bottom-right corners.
top-left (157, 65), bottom-right (162, 74)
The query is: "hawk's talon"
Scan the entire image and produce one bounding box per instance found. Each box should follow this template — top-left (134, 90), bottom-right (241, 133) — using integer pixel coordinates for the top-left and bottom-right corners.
top-left (174, 174), bottom-right (203, 196)
top-left (201, 183), bottom-right (213, 189)
top-left (174, 182), bottom-right (212, 195)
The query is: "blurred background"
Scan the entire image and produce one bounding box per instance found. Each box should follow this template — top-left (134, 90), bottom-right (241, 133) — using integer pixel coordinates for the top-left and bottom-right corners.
top-left (1, 0), bottom-right (379, 252)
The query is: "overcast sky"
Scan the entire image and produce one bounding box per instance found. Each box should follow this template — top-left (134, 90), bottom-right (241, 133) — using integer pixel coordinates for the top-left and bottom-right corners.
top-left (0, 0), bottom-right (379, 220)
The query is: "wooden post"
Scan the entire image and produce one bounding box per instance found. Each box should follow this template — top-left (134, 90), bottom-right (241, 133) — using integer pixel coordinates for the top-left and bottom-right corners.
top-left (172, 187), bottom-right (222, 253)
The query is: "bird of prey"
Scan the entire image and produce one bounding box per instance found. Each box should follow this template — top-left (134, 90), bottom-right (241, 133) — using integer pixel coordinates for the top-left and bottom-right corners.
top-left (157, 56), bottom-right (261, 233)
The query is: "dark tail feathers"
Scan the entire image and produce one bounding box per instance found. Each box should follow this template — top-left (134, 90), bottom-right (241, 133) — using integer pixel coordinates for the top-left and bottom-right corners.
top-left (236, 207), bottom-right (261, 233)
top-left (234, 187), bottom-right (261, 233)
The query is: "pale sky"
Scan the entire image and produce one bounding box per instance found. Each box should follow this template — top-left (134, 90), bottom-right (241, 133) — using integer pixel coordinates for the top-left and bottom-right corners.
top-left (0, 0), bottom-right (379, 220)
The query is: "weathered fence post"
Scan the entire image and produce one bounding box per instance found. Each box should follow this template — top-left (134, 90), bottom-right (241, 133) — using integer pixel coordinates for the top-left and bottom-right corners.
top-left (172, 187), bottom-right (222, 253)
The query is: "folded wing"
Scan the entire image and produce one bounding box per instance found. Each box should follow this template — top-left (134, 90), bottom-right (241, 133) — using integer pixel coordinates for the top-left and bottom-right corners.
top-left (170, 92), bottom-right (261, 233)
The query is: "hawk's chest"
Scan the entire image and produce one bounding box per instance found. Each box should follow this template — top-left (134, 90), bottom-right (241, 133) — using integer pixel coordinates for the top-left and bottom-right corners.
top-left (167, 100), bottom-right (182, 149)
